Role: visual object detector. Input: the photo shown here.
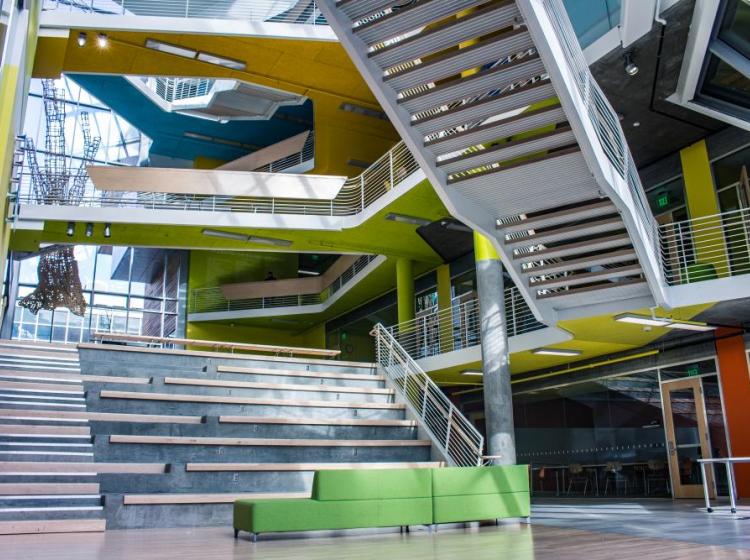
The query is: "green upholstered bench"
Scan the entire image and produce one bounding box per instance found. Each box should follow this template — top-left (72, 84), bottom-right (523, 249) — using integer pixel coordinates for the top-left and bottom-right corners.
top-left (233, 467), bottom-right (433, 541)
top-left (432, 465), bottom-right (530, 525)
top-left (233, 465), bottom-right (530, 541)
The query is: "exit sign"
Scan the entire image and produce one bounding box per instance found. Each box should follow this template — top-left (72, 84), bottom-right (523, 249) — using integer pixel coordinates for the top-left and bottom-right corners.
top-left (687, 364), bottom-right (700, 377)
top-left (657, 193), bottom-right (669, 209)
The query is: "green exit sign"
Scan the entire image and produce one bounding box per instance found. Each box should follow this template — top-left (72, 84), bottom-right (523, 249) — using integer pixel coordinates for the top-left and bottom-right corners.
top-left (657, 193), bottom-right (670, 209)
top-left (687, 364), bottom-right (700, 377)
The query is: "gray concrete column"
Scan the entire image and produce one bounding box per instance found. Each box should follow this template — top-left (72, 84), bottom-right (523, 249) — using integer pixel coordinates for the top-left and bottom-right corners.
top-left (474, 232), bottom-right (516, 465)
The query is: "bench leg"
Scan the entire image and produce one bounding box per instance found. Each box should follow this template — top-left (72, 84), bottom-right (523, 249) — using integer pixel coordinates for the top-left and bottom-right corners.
top-left (405, 525), bottom-right (410, 533)
top-left (251, 533), bottom-right (258, 543)
top-left (234, 528), bottom-right (239, 539)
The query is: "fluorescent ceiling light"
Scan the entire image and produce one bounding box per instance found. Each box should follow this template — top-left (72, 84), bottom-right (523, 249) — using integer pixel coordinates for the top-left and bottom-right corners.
top-left (614, 313), bottom-right (671, 327)
top-left (248, 235), bottom-right (292, 247)
top-left (298, 269), bottom-right (320, 276)
top-left (197, 52), bottom-right (245, 70)
top-left (385, 213), bottom-right (431, 227)
top-left (532, 348), bottom-right (582, 357)
top-left (145, 39), bottom-right (197, 59)
top-left (201, 228), bottom-right (248, 242)
top-left (460, 370), bottom-right (483, 376)
top-left (664, 321), bottom-right (716, 332)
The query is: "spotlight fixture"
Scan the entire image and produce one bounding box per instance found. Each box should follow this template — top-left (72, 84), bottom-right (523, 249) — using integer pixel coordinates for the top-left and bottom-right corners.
top-left (385, 213), bottom-right (431, 227)
top-left (97, 33), bottom-right (109, 48)
top-left (103, 223), bottom-right (112, 238)
top-left (623, 52), bottom-right (639, 76)
top-left (531, 348), bottom-right (582, 357)
top-left (201, 228), bottom-right (249, 242)
top-left (460, 370), bottom-right (483, 376)
top-left (85, 222), bottom-right (94, 238)
top-left (66, 222), bottom-right (75, 237)
top-left (77, 32), bottom-right (88, 47)
top-left (614, 313), bottom-right (670, 327)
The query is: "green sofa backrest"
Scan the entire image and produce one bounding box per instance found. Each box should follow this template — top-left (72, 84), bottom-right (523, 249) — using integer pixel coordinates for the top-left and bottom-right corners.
top-left (432, 465), bottom-right (529, 496)
top-left (312, 468), bottom-right (433, 501)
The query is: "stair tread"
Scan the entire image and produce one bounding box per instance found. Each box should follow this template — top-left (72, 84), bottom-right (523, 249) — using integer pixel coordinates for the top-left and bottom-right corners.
top-left (122, 492), bottom-right (309, 505)
top-left (0, 518), bottom-right (106, 534)
top-left (537, 277), bottom-right (647, 299)
top-left (523, 248), bottom-right (637, 275)
top-left (216, 365), bottom-right (381, 381)
top-left (514, 233), bottom-right (632, 261)
top-left (0, 483), bottom-right (100, 495)
top-left (109, 435), bottom-right (431, 447)
top-left (0, 462), bottom-right (167, 474)
top-left (506, 215), bottom-right (624, 245)
top-left (499, 199), bottom-right (617, 232)
top-left (218, 415), bottom-right (414, 427)
top-left (185, 461), bottom-right (443, 472)
top-left (0, 408), bottom-right (203, 424)
top-left (531, 263), bottom-right (643, 288)
top-left (164, 377), bottom-right (391, 395)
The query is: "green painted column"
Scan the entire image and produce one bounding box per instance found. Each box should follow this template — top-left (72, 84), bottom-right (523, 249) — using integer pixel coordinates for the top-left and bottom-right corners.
top-left (436, 263), bottom-right (453, 352)
top-left (474, 232), bottom-right (516, 465)
top-left (0, 0), bottom-right (42, 327)
top-left (395, 257), bottom-right (415, 326)
top-left (680, 140), bottom-right (729, 279)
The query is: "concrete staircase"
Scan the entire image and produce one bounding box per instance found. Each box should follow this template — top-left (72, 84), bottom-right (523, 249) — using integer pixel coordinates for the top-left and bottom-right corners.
top-left (0, 340), bottom-right (106, 535)
top-left (0, 341), bottom-right (435, 531)
top-left (319, 0), bottom-right (666, 322)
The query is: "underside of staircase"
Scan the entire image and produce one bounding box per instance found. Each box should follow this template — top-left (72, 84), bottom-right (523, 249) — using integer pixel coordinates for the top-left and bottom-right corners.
top-left (320, 0), bottom-right (663, 322)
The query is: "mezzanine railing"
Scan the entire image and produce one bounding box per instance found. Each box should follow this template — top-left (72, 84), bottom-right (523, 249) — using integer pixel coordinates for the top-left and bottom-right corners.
top-left (371, 323), bottom-right (484, 467)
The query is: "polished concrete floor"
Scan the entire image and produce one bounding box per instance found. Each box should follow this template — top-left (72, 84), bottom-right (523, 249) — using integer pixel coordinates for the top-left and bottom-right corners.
top-left (4, 500), bottom-right (750, 560)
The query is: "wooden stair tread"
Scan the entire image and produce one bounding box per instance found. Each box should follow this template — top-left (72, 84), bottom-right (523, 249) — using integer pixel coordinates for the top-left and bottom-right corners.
top-left (0, 462), bottom-right (167, 474)
top-left (0, 424), bottom-right (91, 436)
top-left (186, 461), bottom-right (445, 472)
top-left (0, 380), bottom-right (85, 394)
top-left (218, 416), bottom-right (415, 427)
top-left (0, 370), bottom-right (151, 385)
top-left (0, 483), bottom-right (100, 495)
top-left (109, 435), bottom-right (431, 447)
top-left (101, 390), bottom-right (405, 410)
top-left (164, 377), bottom-right (392, 395)
top-left (216, 365), bottom-right (380, 381)
top-left (0, 518), bottom-right (106, 535)
top-left (0, 408), bottom-right (203, 424)
top-left (122, 492), bottom-right (308, 505)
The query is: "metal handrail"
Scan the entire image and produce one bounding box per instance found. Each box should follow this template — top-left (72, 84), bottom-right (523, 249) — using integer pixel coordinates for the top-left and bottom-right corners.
top-left (371, 323), bottom-right (484, 467)
top-left (386, 288), bottom-right (544, 359)
top-left (658, 206), bottom-right (750, 285)
top-left (540, 0), bottom-right (662, 273)
top-left (43, 0), bottom-right (327, 24)
top-left (17, 140), bottom-right (418, 218)
top-left (189, 254), bottom-right (378, 313)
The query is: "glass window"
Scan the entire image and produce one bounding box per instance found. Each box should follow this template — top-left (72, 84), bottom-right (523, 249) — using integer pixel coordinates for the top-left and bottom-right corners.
top-left (718, 0), bottom-right (750, 59)
top-left (699, 55), bottom-right (750, 112)
top-left (563, 0), bottom-right (621, 48)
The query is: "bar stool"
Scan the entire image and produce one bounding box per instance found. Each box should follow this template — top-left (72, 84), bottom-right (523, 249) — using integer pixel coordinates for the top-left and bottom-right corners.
top-left (645, 460), bottom-right (669, 495)
top-left (566, 463), bottom-right (590, 495)
top-left (603, 462), bottom-right (629, 496)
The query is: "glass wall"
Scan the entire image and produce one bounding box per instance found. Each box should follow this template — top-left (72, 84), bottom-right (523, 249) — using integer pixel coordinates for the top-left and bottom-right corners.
top-left (11, 246), bottom-right (185, 343)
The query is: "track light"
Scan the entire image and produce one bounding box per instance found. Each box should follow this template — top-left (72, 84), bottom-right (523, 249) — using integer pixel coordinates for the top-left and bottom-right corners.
top-left (85, 222), bottom-right (94, 238)
top-left (624, 52), bottom-right (639, 76)
top-left (97, 33), bottom-right (109, 48)
top-left (66, 222), bottom-right (75, 237)
top-left (103, 223), bottom-right (112, 238)
top-left (77, 32), bottom-right (88, 47)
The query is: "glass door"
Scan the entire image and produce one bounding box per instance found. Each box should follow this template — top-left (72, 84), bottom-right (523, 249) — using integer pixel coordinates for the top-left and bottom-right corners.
top-left (661, 378), bottom-right (715, 499)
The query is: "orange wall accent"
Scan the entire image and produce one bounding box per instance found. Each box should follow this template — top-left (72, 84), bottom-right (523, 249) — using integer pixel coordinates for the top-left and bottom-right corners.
top-left (715, 328), bottom-right (750, 497)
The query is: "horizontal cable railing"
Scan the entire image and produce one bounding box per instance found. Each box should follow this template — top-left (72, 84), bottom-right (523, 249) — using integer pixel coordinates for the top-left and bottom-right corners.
top-left (43, 0), bottom-right (327, 24)
top-left (189, 254), bottom-right (377, 313)
top-left (16, 140), bottom-right (419, 218)
top-left (540, 0), bottom-right (662, 272)
top-left (386, 287), bottom-right (545, 360)
top-left (371, 323), bottom-right (484, 467)
top-left (659, 206), bottom-right (750, 285)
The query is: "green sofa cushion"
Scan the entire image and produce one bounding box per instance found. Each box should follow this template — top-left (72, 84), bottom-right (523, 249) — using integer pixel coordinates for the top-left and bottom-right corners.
top-left (432, 465), bottom-right (529, 496)
top-left (312, 468), bottom-right (432, 501)
top-left (234, 497), bottom-right (432, 533)
top-left (433, 492), bottom-right (530, 523)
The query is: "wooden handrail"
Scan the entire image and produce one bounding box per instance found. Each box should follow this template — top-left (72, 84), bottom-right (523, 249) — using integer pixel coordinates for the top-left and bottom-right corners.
top-left (90, 332), bottom-right (340, 358)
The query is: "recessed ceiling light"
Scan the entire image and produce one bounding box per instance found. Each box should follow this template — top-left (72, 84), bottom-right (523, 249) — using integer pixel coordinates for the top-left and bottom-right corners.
top-left (531, 348), bottom-right (582, 357)
top-left (461, 370), bottom-right (483, 376)
top-left (197, 52), bottom-right (245, 70)
top-left (614, 313), bottom-right (671, 327)
top-left (201, 228), bottom-right (248, 242)
top-left (664, 321), bottom-right (716, 332)
top-left (248, 235), bottom-right (292, 247)
top-left (97, 33), bottom-right (109, 48)
top-left (145, 39), bottom-right (197, 59)
top-left (77, 32), bottom-right (88, 47)
top-left (385, 213), bottom-right (431, 227)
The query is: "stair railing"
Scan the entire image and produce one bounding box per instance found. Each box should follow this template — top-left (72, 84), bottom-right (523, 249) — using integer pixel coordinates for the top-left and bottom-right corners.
top-left (536, 0), bottom-right (662, 274)
top-left (370, 323), bottom-right (484, 467)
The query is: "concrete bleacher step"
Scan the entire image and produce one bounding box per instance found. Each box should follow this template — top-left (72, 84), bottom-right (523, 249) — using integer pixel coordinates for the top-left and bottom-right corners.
top-left (0, 369), bottom-right (151, 385)
top-left (185, 461), bottom-right (443, 472)
top-left (0, 408), bottom-right (203, 424)
top-left (0, 424), bottom-right (91, 437)
top-left (121, 492), bottom-right (308, 505)
top-left (0, 483), bottom-right (100, 494)
top-left (0, 462), bottom-right (167, 475)
top-left (0, 506), bottom-right (104, 522)
top-left (0, 495), bottom-right (103, 508)
top-left (215, 365), bottom-right (384, 387)
top-left (95, 389), bottom-right (407, 419)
